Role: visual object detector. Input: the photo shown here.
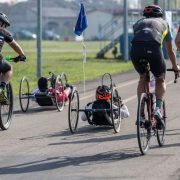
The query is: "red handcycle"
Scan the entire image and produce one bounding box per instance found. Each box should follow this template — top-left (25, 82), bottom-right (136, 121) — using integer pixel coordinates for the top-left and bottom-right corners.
top-left (19, 72), bottom-right (72, 112)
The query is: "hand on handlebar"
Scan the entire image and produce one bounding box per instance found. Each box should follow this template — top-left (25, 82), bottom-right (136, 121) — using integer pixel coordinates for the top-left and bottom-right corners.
top-left (13, 55), bottom-right (26, 63)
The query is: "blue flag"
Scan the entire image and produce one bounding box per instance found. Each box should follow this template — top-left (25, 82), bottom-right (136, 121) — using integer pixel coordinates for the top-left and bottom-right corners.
top-left (74, 3), bottom-right (88, 36)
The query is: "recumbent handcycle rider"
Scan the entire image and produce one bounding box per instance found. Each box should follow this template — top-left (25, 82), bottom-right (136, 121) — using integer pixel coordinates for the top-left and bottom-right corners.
top-left (80, 85), bottom-right (130, 123)
top-left (0, 12), bottom-right (26, 105)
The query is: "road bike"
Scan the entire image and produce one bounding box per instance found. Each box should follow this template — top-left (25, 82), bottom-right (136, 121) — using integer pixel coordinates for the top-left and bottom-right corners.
top-left (136, 59), bottom-right (167, 155)
top-left (0, 56), bottom-right (25, 130)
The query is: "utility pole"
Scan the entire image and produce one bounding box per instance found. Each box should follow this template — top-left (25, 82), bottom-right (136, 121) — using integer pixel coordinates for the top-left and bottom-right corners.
top-left (123, 0), bottom-right (128, 62)
top-left (37, 0), bottom-right (42, 78)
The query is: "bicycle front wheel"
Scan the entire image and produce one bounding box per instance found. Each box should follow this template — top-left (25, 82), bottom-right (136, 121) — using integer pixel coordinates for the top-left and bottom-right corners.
top-left (68, 89), bottom-right (79, 133)
top-left (137, 93), bottom-right (151, 155)
top-left (0, 83), bottom-right (13, 130)
top-left (157, 100), bottom-right (166, 146)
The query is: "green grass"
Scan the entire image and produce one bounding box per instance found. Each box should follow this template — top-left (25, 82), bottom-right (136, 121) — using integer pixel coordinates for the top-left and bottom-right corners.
top-left (3, 40), bottom-right (133, 95)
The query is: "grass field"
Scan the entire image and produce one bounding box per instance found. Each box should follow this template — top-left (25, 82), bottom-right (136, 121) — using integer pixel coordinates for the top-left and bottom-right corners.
top-left (3, 40), bottom-right (133, 95)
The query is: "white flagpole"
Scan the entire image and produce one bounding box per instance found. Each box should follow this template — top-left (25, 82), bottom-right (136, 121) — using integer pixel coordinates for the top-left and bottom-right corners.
top-left (82, 33), bottom-right (86, 96)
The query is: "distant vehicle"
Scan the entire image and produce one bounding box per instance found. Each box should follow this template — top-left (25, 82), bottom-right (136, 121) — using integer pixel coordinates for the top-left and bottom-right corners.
top-left (42, 30), bottom-right (60, 40)
top-left (14, 30), bottom-right (37, 40)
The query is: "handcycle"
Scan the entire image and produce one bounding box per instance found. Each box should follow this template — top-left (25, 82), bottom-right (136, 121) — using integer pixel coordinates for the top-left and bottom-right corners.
top-left (136, 59), bottom-right (167, 155)
top-left (0, 55), bottom-right (25, 130)
top-left (19, 72), bottom-right (71, 112)
top-left (68, 73), bottom-right (122, 134)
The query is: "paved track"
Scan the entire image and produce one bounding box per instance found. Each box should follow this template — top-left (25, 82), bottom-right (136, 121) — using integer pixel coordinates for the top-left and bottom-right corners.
top-left (0, 64), bottom-right (180, 180)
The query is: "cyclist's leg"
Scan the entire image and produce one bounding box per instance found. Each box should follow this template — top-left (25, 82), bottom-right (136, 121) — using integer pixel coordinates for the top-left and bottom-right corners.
top-left (0, 60), bottom-right (12, 104)
top-left (130, 43), bottom-right (148, 99)
top-left (0, 60), bottom-right (12, 86)
top-left (148, 45), bottom-right (166, 128)
top-left (155, 75), bottom-right (166, 109)
top-left (148, 45), bottom-right (166, 109)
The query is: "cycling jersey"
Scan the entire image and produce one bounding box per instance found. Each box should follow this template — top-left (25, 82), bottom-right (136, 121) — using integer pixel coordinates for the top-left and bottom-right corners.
top-left (0, 28), bottom-right (13, 52)
top-left (132, 17), bottom-right (172, 47)
top-left (0, 28), bottom-right (13, 72)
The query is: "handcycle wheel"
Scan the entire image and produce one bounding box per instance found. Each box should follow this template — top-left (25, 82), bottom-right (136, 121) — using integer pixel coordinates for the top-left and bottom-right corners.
top-left (19, 76), bottom-right (30, 112)
top-left (0, 83), bottom-right (13, 130)
top-left (157, 100), bottom-right (166, 146)
top-left (137, 93), bottom-right (151, 155)
top-left (68, 89), bottom-right (79, 133)
top-left (110, 88), bottom-right (121, 133)
top-left (55, 74), bottom-right (65, 112)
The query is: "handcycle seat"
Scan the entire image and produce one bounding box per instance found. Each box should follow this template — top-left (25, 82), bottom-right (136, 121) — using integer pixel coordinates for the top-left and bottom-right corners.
top-left (35, 93), bottom-right (53, 106)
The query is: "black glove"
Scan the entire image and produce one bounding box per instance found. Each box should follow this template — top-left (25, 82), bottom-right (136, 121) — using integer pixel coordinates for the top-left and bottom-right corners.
top-left (14, 55), bottom-right (26, 63)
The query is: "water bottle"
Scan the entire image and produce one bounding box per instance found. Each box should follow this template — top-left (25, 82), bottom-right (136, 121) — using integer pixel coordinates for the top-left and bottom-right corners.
top-left (150, 75), bottom-right (155, 92)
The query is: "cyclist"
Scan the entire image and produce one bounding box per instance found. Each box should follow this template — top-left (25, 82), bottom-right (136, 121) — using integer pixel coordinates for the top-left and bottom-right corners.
top-left (0, 12), bottom-right (26, 104)
top-left (175, 26), bottom-right (180, 51)
top-left (130, 5), bottom-right (180, 128)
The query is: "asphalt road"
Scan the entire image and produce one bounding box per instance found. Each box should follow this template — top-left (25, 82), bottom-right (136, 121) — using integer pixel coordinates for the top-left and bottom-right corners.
top-left (0, 62), bottom-right (180, 180)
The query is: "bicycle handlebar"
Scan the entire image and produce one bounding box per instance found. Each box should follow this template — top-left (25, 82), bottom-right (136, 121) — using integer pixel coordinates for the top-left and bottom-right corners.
top-left (167, 68), bottom-right (179, 83)
top-left (5, 55), bottom-right (26, 62)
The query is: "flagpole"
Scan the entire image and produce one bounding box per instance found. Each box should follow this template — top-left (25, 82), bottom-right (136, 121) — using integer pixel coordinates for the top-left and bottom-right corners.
top-left (74, 1), bottom-right (88, 97)
top-left (82, 33), bottom-right (86, 96)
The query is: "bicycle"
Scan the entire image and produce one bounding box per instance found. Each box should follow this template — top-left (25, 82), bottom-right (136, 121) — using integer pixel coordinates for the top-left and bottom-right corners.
top-left (136, 59), bottom-right (167, 155)
top-left (0, 55), bottom-right (25, 130)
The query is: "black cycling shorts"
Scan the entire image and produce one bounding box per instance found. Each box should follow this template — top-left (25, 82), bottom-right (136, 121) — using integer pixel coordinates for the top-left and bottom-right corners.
top-left (130, 42), bottom-right (166, 77)
top-left (0, 59), bottom-right (11, 73)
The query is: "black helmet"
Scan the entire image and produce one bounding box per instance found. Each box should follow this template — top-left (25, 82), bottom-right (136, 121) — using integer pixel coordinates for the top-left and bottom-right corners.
top-left (143, 5), bottom-right (164, 18)
top-left (96, 85), bottom-right (111, 101)
top-left (0, 12), bottom-right (10, 27)
top-left (38, 77), bottom-right (48, 92)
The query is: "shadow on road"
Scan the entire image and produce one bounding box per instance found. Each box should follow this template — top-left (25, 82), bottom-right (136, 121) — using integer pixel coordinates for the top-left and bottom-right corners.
top-left (0, 150), bottom-right (140, 174)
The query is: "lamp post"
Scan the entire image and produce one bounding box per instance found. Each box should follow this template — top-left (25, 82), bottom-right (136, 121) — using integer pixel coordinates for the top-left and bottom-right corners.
top-left (37, 0), bottom-right (42, 78)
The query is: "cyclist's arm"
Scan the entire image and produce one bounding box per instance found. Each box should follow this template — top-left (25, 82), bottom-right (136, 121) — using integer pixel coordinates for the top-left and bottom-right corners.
top-left (165, 41), bottom-right (179, 71)
top-left (175, 27), bottom-right (180, 50)
top-left (8, 40), bottom-right (25, 56)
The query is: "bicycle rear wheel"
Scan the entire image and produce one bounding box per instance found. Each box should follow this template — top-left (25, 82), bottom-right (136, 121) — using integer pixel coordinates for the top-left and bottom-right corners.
top-left (19, 76), bottom-right (30, 112)
top-left (68, 89), bottom-right (79, 133)
top-left (137, 93), bottom-right (151, 155)
top-left (55, 74), bottom-right (65, 111)
top-left (111, 88), bottom-right (121, 133)
top-left (0, 83), bottom-right (13, 130)
top-left (157, 100), bottom-right (166, 146)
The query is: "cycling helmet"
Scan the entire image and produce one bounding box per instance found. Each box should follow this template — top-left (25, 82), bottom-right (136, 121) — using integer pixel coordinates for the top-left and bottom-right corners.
top-left (96, 85), bottom-right (111, 101)
top-left (143, 5), bottom-right (164, 18)
top-left (0, 12), bottom-right (10, 27)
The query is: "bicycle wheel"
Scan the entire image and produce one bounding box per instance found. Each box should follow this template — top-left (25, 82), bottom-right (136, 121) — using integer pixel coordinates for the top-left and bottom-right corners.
top-left (19, 76), bottom-right (30, 112)
top-left (157, 100), bottom-right (166, 146)
top-left (55, 74), bottom-right (65, 111)
top-left (137, 93), bottom-right (151, 155)
top-left (0, 83), bottom-right (13, 130)
top-left (68, 89), bottom-right (79, 133)
top-left (111, 88), bottom-right (121, 133)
